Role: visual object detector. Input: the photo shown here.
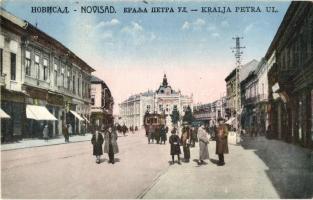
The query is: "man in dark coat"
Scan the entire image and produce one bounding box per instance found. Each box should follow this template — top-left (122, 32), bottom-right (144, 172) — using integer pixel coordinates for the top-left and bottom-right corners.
top-left (181, 124), bottom-right (191, 162)
top-left (215, 117), bottom-right (229, 166)
top-left (122, 124), bottom-right (127, 136)
top-left (169, 128), bottom-right (181, 165)
top-left (160, 125), bottom-right (167, 144)
top-left (91, 128), bottom-right (104, 164)
top-left (62, 123), bottom-right (69, 143)
top-left (104, 126), bottom-right (119, 164)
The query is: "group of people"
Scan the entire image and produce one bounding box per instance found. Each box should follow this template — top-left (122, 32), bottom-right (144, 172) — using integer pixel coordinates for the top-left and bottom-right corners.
top-left (146, 124), bottom-right (169, 144)
top-left (169, 117), bottom-right (229, 166)
top-left (91, 125), bottom-right (119, 164)
top-left (115, 124), bottom-right (139, 136)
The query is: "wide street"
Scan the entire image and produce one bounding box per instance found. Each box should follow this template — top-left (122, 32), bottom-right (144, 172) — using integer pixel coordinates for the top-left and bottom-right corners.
top-left (2, 129), bottom-right (313, 199)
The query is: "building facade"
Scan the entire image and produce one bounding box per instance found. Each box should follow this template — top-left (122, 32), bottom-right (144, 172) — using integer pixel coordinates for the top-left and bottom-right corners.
top-left (193, 96), bottom-right (227, 127)
top-left (119, 74), bottom-right (193, 128)
top-left (90, 75), bottom-right (114, 129)
top-left (225, 59), bottom-right (259, 128)
top-left (266, 1), bottom-right (313, 148)
top-left (0, 9), bottom-right (94, 142)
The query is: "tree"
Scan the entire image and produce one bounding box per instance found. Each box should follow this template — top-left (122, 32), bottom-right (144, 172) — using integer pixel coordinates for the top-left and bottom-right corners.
top-left (170, 105), bottom-right (180, 126)
top-left (183, 105), bottom-right (194, 125)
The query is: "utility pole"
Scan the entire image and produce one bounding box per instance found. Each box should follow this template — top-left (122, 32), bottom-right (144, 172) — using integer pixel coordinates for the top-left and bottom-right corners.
top-left (231, 36), bottom-right (245, 144)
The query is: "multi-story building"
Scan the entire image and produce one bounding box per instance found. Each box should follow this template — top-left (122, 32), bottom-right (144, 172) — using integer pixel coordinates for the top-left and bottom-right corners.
top-left (225, 59), bottom-right (259, 118)
top-left (0, 9), bottom-right (94, 142)
top-left (267, 1), bottom-right (313, 148)
top-left (119, 74), bottom-right (193, 128)
top-left (90, 75), bottom-right (114, 128)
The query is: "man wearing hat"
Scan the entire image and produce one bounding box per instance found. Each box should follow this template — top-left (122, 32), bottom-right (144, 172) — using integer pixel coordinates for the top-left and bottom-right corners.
top-left (181, 122), bottom-right (191, 162)
top-left (215, 117), bottom-right (229, 166)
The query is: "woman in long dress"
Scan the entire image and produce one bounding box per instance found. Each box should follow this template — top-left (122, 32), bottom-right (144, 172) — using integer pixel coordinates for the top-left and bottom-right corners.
top-left (197, 124), bottom-right (209, 165)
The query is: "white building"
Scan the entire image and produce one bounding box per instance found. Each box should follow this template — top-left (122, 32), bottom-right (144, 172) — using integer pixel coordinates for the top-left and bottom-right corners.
top-left (119, 74), bottom-right (193, 128)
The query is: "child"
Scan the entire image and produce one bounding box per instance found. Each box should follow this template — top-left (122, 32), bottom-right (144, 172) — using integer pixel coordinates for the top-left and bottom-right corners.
top-left (169, 128), bottom-right (181, 165)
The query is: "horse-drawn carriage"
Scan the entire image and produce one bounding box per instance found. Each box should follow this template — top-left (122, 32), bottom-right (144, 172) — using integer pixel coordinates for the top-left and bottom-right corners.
top-left (144, 113), bottom-right (167, 143)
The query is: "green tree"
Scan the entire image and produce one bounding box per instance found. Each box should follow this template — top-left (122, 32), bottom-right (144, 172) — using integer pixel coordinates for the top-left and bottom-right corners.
top-left (183, 105), bottom-right (194, 125)
top-left (170, 105), bottom-right (180, 126)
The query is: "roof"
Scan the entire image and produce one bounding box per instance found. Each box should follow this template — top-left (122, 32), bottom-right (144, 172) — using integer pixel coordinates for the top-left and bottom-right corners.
top-left (239, 59), bottom-right (259, 82)
top-left (225, 59), bottom-right (259, 83)
top-left (90, 75), bottom-right (104, 83)
top-left (0, 7), bottom-right (26, 28)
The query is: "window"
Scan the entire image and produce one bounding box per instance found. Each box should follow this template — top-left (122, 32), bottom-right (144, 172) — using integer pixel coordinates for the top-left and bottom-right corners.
top-left (72, 75), bottom-right (76, 94)
top-left (53, 63), bottom-right (58, 86)
top-left (67, 72), bottom-right (70, 89)
top-left (35, 55), bottom-right (40, 79)
top-left (78, 77), bottom-right (80, 95)
top-left (159, 104), bottom-right (163, 111)
top-left (0, 48), bottom-right (3, 75)
top-left (43, 59), bottom-right (48, 81)
top-left (91, 95), bottom-right (95, 105)
top-left (10, 53), bottom-right (16, 80)
top-left (25, 51), bottom-right (31, 76)
top-left (61, 67), bottom-right (64, 87)
top-left (147, 105), bottom-right (151, 111)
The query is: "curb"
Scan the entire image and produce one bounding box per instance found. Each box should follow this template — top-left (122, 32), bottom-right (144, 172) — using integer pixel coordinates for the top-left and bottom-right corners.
top-left (1, 138), bottom-right (91, 152)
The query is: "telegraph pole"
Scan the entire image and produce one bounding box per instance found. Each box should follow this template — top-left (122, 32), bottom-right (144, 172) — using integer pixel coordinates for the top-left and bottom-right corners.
top-left (231, 36), bottom-right (245, 144)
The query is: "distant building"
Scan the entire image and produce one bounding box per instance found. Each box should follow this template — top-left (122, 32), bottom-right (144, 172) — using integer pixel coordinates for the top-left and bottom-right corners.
top-left (0, 9), bottom-right (94, 142)
top-left (193, 96), bottom-right (227, 127)
top-left (90, 75), bottom-right (114, 129)
top-left (119, 74), bottom-right (193, 128)
top-left (225, 59), bottom-right (259, 128)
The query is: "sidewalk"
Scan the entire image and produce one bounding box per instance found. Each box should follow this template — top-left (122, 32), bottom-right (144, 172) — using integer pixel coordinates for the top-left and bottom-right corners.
top-left (1, 134), bottom-right (92, 151)
top-left (142, 134), bottom-right (313, 199)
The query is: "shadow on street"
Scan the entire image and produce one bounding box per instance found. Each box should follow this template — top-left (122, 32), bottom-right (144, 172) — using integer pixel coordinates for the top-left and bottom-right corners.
top-left (241, 136), bottom-right (313, 198)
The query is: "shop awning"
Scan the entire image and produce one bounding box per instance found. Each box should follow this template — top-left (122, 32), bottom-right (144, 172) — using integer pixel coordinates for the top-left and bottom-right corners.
top-left (82, 116), bottom-right (90, 123)
top-left (26, 105), bottom-right (57, 121)
top-left (225, 117), bottom-right (235, 125)
top-left (70, 111), bottom-right (84, 121)
top-left (0, 108), bottom-right (10, 119)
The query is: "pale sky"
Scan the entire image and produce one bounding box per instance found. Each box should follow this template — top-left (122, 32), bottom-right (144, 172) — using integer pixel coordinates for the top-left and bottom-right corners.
top-left (3, 0), bottom-right (291, 114)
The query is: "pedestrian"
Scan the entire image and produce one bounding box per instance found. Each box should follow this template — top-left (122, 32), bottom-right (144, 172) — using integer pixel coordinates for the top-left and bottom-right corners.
top-left (197, 124), bottom-right (209, 165)
top-left (155, 126), bottom-right (161, 144)
top-left (91, 127), bottom-right (104, 164)
top-left (104, 125), bottom-right (119, 164)
top-left (181, 123), bottom-right (191, 162)
top-left (215, 117), bottom-right (229, 166)
top-left (62, 123), bottom-right (69, 143)
top-left (68, 123), bottom-right (73, 136)
top-left (122, 124), bottom-right (127, 136)
top-left (43, 123), bottom-right (49, 142)
top-left (147, 125), bottom-right (153, 144)
top-left (169, 128), bottom-right (181, 165)
top-left (160, 125), bottom-right (167, 144)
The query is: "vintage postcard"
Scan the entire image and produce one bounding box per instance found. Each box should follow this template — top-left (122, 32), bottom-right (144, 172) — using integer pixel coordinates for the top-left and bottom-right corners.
top-left (0, 0), bottom-right (312, 199)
